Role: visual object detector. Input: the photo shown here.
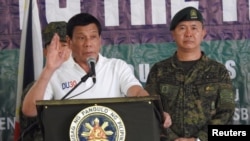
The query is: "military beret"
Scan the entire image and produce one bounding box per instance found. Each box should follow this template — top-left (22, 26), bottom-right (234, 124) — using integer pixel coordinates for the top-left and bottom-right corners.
top-left (42, 21), bottom-right (67, 47)
top-left (170, 7), bottom-right (203, 30)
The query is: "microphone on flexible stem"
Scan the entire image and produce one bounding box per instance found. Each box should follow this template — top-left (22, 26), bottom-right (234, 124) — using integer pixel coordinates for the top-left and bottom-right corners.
top-left (61, 73), bottom-right (90, 100)
top-left (87, 57), bottom-right (96, 83)
top-left (61, 58), bottom-right (96, 100)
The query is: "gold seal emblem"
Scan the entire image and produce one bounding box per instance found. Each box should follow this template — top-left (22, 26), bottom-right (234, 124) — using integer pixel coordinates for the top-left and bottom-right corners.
top-left (190, 9), bottom-right (198, 19)
top-left (69, 105), bottom-right (126, 141)
top-left (81, 118), bottom-right (113, 140)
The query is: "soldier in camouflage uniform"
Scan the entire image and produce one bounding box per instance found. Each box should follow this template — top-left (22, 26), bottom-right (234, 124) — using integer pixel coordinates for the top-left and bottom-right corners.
top-left (19, 21), bottom-right (70, 141)
top-left (145, 7), bottom-right (235, 141)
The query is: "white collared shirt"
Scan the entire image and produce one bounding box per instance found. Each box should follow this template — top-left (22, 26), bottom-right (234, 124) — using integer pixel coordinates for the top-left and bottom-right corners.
top-left (44, 54), bottom-right (142, 100)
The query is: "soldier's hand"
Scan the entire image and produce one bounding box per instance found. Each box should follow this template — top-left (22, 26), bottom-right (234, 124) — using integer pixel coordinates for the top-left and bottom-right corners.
top-left (163, 112), bottom-right (172, 128)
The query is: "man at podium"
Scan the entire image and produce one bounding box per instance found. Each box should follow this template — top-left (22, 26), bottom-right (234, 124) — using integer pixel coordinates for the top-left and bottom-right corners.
top-left (22, 12), bottom-right (171, 130)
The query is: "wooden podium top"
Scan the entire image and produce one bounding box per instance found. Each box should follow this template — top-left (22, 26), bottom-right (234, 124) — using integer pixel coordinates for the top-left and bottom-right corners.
top-left (36, 95), bottom-right (160, 106)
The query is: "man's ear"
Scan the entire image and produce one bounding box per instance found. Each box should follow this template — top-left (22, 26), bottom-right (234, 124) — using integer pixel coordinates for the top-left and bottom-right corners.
top-left (66, 35), bottom-right (70, 42)
top-left (171, 31), bottom-right (175, 41)
top-left (202, 29), bottom-right (207, 39)
top-left (66, 35), bottom-right (71, 49)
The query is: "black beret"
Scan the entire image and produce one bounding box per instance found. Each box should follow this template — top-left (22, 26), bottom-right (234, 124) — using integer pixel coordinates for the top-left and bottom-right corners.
top-left (170, 7), bottom-right (203, 30)
top-left (42, 21), bottom-right (67, 47)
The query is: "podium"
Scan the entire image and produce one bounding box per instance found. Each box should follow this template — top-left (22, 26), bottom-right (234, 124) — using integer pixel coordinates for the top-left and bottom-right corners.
top-left (36, 95), bottom-right (163, 141)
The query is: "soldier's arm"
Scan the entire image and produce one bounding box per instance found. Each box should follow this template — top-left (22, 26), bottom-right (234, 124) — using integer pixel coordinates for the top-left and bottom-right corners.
top-left (209, 69), bottom-right (235, 125)
top-left (197, 69), bottom-right (235, 141)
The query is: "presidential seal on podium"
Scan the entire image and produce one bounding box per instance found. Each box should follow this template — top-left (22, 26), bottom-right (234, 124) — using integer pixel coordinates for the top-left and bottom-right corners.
top-left (69, 105), bottom-right (126, 141)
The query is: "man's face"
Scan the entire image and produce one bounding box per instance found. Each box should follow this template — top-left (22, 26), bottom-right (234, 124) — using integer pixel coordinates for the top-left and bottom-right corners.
top-left (43, 41), bottom-right (71, 61)
top-left (171, 21), bottom-right (206, 52)
top-left (68, 23), bottom-right (101, 65)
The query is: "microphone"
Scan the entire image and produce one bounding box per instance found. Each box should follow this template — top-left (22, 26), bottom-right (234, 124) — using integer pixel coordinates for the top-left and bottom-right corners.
top-left (60, 58), bottom-right (96, 100)
top-left (87, 57), bottom-right (96, 83)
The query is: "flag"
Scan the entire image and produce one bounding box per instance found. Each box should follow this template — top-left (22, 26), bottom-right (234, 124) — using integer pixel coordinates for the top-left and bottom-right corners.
top-left (14, 0), bottom-right (43, 140)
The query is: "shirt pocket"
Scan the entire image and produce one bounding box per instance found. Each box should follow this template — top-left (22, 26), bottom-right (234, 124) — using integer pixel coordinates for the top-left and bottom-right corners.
top-left (197, 83), bottom-right (218, 117)
top-left (159, 84), bottom-right (179, 110)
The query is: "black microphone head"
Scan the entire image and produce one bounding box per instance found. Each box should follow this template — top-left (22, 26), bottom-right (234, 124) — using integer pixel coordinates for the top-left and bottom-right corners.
top-left (87, 57), bottom-right (96, 83)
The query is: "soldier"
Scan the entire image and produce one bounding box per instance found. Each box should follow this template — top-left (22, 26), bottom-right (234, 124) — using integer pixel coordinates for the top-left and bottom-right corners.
top-left (19, 21), bottom-right (71, 141)
top-left (145, 7), bottom-right (235, 141)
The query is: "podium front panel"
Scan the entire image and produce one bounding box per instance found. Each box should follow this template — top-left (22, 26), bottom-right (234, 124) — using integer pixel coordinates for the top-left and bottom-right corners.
top-left (37, 96), bottom-right (162, 141)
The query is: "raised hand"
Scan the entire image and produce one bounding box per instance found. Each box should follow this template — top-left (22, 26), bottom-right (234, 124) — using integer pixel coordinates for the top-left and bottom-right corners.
top-left (45, 33), bottom-right (69, 71)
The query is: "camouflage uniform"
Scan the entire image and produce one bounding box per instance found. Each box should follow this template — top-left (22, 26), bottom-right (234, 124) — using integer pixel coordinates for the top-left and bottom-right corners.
top-left (145, 52), bottom-right (235, 141)
top-left (19, 21), bottom-right (67, 141)
top-left (42, 21), bottom-right (67, 47)
top-left (19, 82), bottom-right (43, 141)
